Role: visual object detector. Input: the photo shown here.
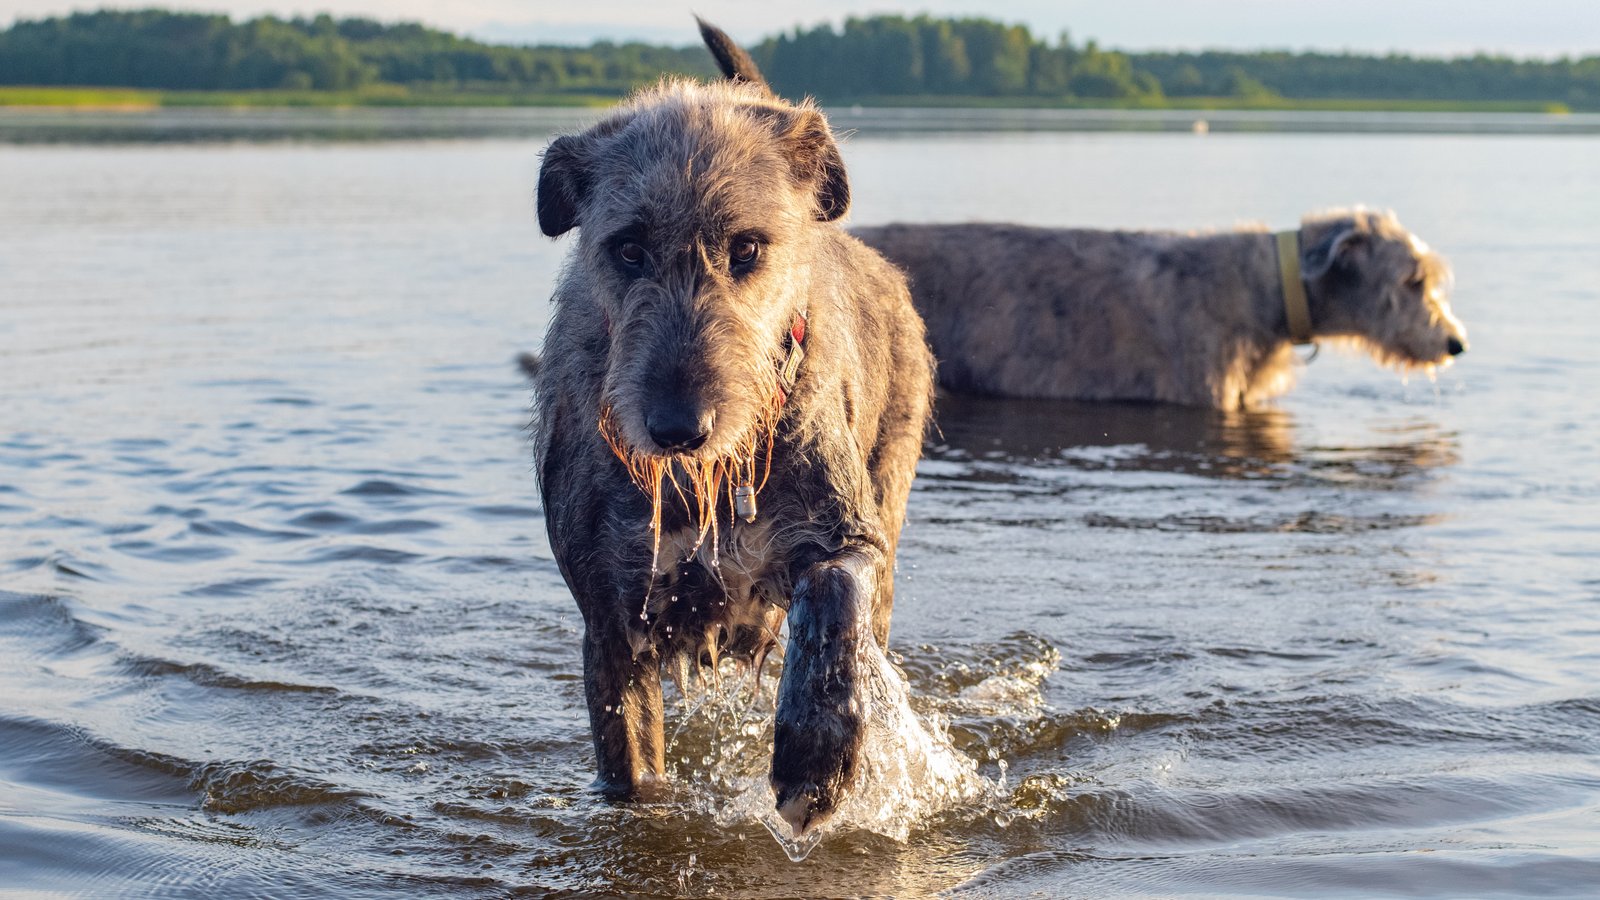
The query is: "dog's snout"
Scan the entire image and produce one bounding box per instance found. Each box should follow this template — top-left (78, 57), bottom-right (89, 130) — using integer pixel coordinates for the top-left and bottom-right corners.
top-left (645, 405), bottom-right (714, 452)
top-left (1447, 336), bottom-right (1466, 356)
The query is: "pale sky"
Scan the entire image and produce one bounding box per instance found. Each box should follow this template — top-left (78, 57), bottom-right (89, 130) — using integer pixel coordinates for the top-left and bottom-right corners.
top-left (2, 1), bottom-right (1596, 58)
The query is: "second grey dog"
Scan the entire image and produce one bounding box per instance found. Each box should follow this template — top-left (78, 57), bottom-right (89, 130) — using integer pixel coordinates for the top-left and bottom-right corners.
top-left (533, 22), bottom-right (933, 837)
top-left (858, 210), bottom-right (1467, 410)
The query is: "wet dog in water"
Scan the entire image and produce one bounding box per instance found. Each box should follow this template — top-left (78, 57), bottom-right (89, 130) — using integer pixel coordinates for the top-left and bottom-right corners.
top-left (857, 209), bottom-right (1467, 410)
top-left (530, 21), bottom-right (933, 836)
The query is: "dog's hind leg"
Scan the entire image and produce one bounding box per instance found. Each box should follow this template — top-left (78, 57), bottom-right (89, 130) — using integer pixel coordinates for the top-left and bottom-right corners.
top-left (582, 620), bottom-right (666, 799)
top-left (770, 544), bottom-right (883, 837)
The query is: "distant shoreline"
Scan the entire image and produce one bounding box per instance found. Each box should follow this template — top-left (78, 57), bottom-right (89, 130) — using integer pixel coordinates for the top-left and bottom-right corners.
top-left (0, 86), bottom-right (1572, 115)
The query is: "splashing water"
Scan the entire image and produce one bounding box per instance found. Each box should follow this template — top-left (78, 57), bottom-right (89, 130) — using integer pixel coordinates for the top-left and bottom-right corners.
top-left (673, 637), bottom-right (1010, 862)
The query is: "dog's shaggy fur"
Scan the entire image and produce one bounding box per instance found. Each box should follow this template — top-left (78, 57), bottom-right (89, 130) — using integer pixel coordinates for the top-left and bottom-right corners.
top-left (857, 209), bottom-right (1468, 410)
top-left (531, 23), bottom-right (933, 837)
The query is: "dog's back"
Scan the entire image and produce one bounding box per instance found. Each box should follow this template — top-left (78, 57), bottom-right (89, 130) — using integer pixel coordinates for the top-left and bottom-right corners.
top-left (859, 222), bottom-right (1254, 402)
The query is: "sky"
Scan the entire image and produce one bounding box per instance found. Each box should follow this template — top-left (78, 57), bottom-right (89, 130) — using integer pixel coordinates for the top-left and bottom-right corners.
top-left (2, 1), bottom-right (1597, 58)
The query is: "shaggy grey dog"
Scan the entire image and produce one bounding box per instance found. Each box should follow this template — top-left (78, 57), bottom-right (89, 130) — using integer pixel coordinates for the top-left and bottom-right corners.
top-left (857, 209), bottom-right (1467, 410)
top-left (532, 22), bottom-right (933, 837)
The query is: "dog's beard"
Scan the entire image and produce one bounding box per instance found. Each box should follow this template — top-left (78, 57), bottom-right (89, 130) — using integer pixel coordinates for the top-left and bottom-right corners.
top-left (597, 393), bottom-right (783, 578)
top-left (1321, 334), bottom-right (1453, 374)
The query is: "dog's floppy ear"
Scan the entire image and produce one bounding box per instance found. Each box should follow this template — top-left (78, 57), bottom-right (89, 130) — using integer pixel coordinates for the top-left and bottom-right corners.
top-left (1301, 224), bottom-right (1367, 280)
top-left (783, 109), bottom-right (851, 222)
top-left (697, 17), bottom-right (771, 92)
top-left (537, 135), bottom-right (587, 237)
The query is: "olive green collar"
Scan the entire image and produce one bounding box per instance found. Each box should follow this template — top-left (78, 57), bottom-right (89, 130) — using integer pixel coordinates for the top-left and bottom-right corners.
top-left (1275, 230), bottom-right (1314, 345)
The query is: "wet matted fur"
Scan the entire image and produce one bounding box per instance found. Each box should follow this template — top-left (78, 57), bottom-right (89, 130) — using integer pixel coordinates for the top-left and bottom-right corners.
top-left (857, 209), bottom-right (1468, 410)
top-left (531, 22), bottom-right (933, 837)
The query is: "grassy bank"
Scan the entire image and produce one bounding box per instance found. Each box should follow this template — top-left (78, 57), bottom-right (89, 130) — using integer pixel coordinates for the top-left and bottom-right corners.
top-left (0, 86), bottom-right (162, 108)
top-left (0, 85), bottom-right (622, 109)
top-left (0, 85), bottom-right (1576, 115)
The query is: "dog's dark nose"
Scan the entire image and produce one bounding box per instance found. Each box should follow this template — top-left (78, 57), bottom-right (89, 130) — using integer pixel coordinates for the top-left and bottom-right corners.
top-left (1447, 337), bottom-right (1466, 356)
top-left (646, 407), bottom-right (713, 452)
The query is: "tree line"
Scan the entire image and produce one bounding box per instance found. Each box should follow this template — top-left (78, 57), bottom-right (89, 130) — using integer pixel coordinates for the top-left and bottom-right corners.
top-left (751, 15), bottom-right (1599, 106)
top-left (2, 9), bottom-right (1597, 108)
top-left (0, 10), bottom-right (713, 93)
top-left (752, 18), bottom-right (1163, 100)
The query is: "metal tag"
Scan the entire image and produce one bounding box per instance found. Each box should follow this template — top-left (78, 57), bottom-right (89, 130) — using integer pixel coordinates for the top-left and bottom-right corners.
top-left (734, 484), bottom-right (758, 522)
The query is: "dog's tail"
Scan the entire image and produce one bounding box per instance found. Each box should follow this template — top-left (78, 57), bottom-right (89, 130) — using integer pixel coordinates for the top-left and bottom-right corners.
top-left (515, 352), bottom-right (540, 380)
top-left (696, 17), bottom-right (770, 92)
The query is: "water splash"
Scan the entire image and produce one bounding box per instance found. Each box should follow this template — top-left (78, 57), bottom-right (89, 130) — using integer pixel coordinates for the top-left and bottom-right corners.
top-left (672, 639), bottom-right (1009, 862)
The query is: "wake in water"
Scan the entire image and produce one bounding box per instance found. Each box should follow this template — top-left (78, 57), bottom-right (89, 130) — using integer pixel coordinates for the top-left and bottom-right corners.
top-left (670, 635), bottom-right (1013, 861)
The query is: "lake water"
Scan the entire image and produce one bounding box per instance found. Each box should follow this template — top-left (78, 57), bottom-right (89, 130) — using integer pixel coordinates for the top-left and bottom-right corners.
top-left (1, 107), bottom-right (1598, 897)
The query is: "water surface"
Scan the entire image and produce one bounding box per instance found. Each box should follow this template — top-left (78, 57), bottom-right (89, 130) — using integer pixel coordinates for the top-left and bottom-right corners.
top-left (1, 110), bottom-right (1598, 896)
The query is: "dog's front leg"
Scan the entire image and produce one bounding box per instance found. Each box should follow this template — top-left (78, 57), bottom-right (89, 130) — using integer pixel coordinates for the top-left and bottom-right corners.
top-left (583, 618), bottom-right (666, 799)
top-left (770, 543), bottom-right (883, 836)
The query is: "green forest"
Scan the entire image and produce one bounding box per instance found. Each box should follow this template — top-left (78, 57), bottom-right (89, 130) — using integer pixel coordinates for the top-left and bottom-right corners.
top-left (753, 17), bottom-right (1599, 109)
top-left (2, 9), bottom-right (1597, 110)
top-left (0, 10), bottom-right (715, 96)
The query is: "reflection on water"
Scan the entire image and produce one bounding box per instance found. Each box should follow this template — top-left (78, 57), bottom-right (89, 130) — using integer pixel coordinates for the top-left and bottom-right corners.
top-left (932, 393), bottom-right (1303, 477)
top-left (2, 119), bottom-right (1599, 896)
top-left (834, 106), bottom-right (1600, 136)
top-left (937, 392), bottom-right (1458, 479)
top-left (3, 106), bottom-right (1599, 146)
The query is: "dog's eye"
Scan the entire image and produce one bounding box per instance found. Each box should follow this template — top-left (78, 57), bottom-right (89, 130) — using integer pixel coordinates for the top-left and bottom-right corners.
top-left (1405, 273), bottom-right (1426, 291)
top-left (730, 238), bottom-right (761, 269)
top-left (616, 242), bottom-right (646, 268)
